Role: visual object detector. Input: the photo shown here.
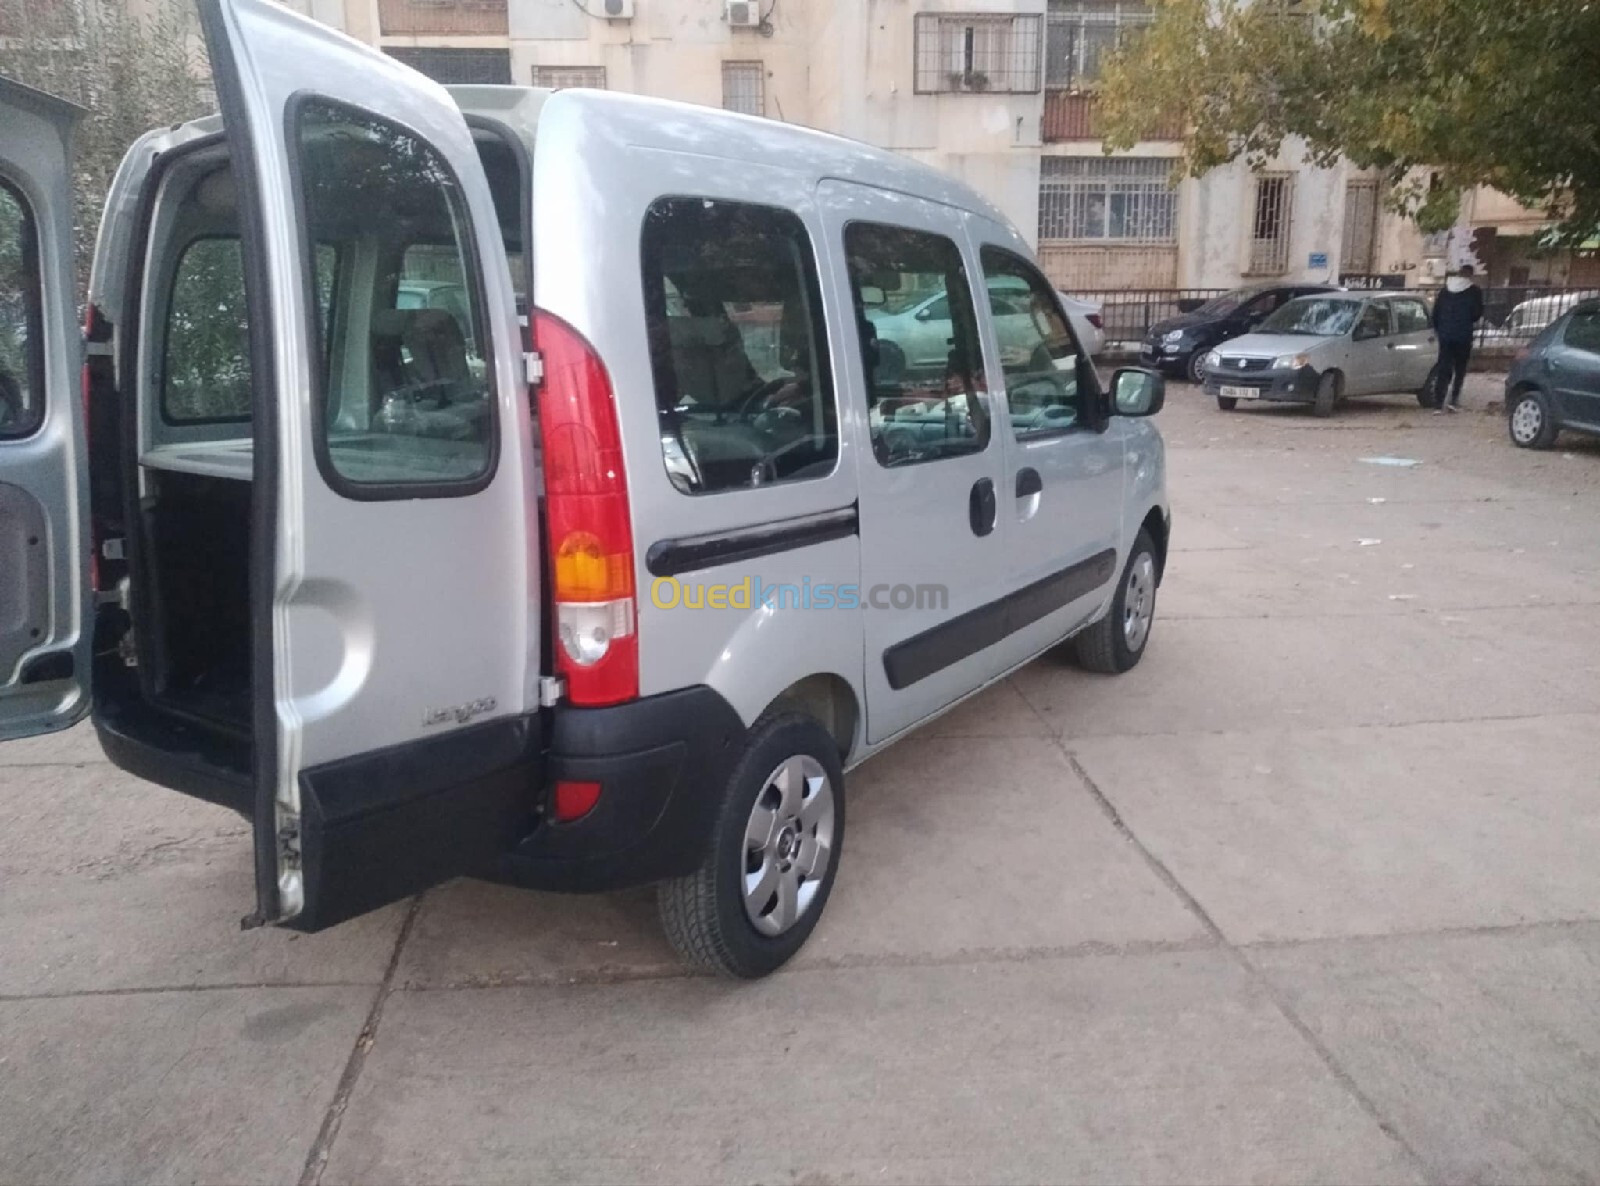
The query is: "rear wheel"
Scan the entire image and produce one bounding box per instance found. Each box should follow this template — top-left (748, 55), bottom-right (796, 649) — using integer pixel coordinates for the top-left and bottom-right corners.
top-left (1508, 388), bottom-right (1559, 450)
top-left (659, 713), bottom-right (844, 978)
top-left (1312, 370), bottom-right (1340, 418)
top-left (1074, 529), bottom-right (1159, 675)
top-left (1216, 396), bottom-right (1238, 412)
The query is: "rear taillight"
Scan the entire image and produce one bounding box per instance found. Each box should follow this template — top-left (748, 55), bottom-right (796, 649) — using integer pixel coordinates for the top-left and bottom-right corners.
top-left (533, 310), bottom-right (638, 707)
top-left (1088, 313), bottom-right (1104, 330)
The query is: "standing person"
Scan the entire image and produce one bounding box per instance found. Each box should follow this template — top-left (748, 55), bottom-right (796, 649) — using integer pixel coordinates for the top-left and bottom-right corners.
top-left (1430, 264), bottom-right (1485, 413)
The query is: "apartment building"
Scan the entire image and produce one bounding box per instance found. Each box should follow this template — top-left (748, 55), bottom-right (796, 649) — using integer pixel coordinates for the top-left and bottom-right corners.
top-left (289, 0), bottom-right (1425, 292)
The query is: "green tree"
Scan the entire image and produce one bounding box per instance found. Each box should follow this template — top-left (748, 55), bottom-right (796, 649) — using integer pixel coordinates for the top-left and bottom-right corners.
top-left (0, 0), bottom-right (213, 291)
top-left (1095, 0), bottom-right (1600, 237)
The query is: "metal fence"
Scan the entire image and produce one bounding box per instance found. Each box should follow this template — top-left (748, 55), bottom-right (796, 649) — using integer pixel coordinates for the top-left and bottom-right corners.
top-left (1066, 285), bottom-right (1600, 359)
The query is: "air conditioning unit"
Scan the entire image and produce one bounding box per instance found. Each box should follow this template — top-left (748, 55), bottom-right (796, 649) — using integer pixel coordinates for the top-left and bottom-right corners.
top-left (726, 0), bottom-right (762, 28)
top-left (599, 0), bottom-right (633, 20)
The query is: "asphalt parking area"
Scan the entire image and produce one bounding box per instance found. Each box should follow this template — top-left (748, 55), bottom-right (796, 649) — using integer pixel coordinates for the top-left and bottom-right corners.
top-left (5, 372), bottom-right (1600, 1185)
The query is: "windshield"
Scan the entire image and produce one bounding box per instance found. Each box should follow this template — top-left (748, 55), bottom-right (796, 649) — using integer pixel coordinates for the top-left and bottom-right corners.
top-left (1261, 297), bottom-right (1361, 336)
top-left (1193, 286), bottom-right (1266, 317)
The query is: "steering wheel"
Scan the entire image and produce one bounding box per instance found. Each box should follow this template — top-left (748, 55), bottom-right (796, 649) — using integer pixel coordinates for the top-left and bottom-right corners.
top-left (750, 433), bottom-right (821, 487)
top-left (1008, 370), bottom-right (1071, 407)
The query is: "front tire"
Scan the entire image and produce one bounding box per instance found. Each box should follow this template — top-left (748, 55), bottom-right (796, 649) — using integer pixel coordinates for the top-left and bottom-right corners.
top-left (1312, 370), bottom-right (1340, 418)
top-left (1508, 388), bottom-right (1559, 450)
top-left (1074, 528), bottom-right (1159, 675)
top-left (1185, 351), bottom-right (1208, 385)
top-left (659, 713), bottom-right (845, 978)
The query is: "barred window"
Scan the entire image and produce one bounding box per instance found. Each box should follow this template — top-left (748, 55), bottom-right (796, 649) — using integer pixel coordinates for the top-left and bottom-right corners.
top-left (384, 47), bottom-right (511, 84)
top-left (1038, 156), bottom-right (1177, 243)
top-left (722, 61), bottom-right (765, 116)
top-left (1249, 174), bottom-right (1295, 275)
top-left (1045, 1), bottom-right (1151, 89)
top-left (532, 65), bottom-right (606, 89)
top-left (914, 13), bottom-right (1043, 94)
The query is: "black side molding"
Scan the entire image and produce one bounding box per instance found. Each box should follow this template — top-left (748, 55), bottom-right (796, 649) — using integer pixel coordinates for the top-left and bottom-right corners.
top-left (646, 505), bottom-right (858, 578)
top-left (883, 548), bottom-right (1118, 690)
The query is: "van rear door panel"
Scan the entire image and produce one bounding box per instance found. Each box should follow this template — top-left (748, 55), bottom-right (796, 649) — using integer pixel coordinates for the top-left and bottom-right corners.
top-left (0, 79), bottom-right (91, 743)
top-left (198, 0), bottom-right (539, 928)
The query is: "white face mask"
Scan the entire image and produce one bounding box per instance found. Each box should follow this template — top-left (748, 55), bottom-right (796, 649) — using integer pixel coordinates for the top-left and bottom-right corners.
top-left (1445, 275), bottom-right (1472, 292)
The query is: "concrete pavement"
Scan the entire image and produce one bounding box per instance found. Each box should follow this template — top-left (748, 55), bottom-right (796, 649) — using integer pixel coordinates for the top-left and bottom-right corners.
top-left (5, 373), bottom-right (1600, 1184)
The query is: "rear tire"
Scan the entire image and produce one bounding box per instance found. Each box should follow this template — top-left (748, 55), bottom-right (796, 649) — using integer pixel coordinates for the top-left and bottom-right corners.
top-left (1508, 388), bottom-right (1559, 450)
top-left (1074, 529), bottom-right (1159, 675)
top-left (1312, 370), bottom-right (1340, 418)
top-left (1216, 396), bottom-right (1238, 412)
top-left (659, 713), bottom-right (845, 978)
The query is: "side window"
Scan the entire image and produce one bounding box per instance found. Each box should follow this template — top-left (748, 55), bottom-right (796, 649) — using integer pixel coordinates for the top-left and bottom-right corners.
top-left (1564, 309), bottom-right (1600, 356)
top-left (1356, 303), bottom-right (1390, 339)
top-left (846, 222), bottom-right (989, 468)
top-left (641, 197), bottom-right (837, 495)
top-left (162, 236), bottom-right (336, 425)
top-left (163, 238), bottom-right (251, 423)
top-left (297, 98), bottom-right (495, 492)
top-left (979, 245), bottom-right (1082, 438)
top-left (0, 178), bottom-right (43, 439)
top-left (1394, 299), bottom-right (1430, 335)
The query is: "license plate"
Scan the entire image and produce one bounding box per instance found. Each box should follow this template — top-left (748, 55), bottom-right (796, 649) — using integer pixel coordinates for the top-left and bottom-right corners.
top-left (1220, 385), bottom-right (1258, 400)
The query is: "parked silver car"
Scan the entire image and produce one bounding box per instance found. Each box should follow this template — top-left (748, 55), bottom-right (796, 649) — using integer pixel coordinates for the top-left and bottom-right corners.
top-left (0, 8), bottom-right (1169, 981)
top-left (1203, 292), bottom-right (1437, 417)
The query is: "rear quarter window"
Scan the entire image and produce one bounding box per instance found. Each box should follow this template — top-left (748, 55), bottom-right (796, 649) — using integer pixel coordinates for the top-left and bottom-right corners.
top-left (0, 177), bottom-right (44, 440)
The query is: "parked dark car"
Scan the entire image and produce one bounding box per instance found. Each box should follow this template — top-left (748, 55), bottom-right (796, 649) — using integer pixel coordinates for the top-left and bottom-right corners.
top-left (1142, 283), bottom-right (1338, 383)
top-left (1505, 299), bottom-right (1600, 449)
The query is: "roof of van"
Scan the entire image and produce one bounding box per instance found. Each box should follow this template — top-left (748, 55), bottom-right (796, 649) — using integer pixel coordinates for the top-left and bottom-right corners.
top-left (452, 85), bottom-right (1015, 230)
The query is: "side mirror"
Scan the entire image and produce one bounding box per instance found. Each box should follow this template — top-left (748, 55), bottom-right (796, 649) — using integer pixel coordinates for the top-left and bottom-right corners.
top-left (1111, 367), bottom-right (1164, 417)
top-left (859, 285), bottom-right (887, 308)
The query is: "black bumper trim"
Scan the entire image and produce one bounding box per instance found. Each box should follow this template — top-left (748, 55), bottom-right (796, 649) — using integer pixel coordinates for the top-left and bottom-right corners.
top-left (496, 684), bottom-right (746, 893)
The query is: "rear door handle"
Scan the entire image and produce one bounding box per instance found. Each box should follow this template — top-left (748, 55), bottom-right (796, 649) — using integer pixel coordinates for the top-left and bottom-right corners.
top-left (969, 478), bottom-right (997, 537)
top-left (1015, 467), bottom-right (1042, 498)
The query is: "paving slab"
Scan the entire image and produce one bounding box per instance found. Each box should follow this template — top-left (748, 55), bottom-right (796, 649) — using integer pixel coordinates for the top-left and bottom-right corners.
top-left (0, 985), bottom-right (371, 1185)
top-left (1068, 715), bottom-right (1600, 944)
top-left (323, 952), bottom-right (1422, 1186)
top-left (398, 736), bottom-right (1206, 985)
top-left (0, 762), bottom-right (404, 994)
top-left (1255, 925), bottom-right (1600, 1185)
top-left (1012, 610), bottom-right (1586, 740)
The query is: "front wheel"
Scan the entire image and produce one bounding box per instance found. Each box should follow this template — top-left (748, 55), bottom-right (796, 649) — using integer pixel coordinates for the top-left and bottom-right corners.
top-left (1508, 388), bottom-right (1559, 450)
top-left (659, 713), bottom-right (845, 978)
top-left (1312, 370), bottom-right (1340, 418)
top-left (1185, 351), bottom-right (1208, 385)
top-left (1074, 528), bottom-right (1159, 675)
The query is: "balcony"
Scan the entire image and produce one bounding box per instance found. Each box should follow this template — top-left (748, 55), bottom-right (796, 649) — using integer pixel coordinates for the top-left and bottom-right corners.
top-left (377, 0), bottom-right (507, 38)
top-left (1043, 90), bottom-right (1182, 143)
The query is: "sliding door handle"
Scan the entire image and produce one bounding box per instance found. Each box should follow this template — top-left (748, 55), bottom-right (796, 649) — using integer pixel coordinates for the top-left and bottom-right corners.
top-left (1015, 467), bottom-right (1042, 498)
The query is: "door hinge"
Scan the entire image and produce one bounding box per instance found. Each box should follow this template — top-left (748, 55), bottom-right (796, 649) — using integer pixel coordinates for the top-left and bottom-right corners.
top-left (524, 350), bottom-right (545, 386)
top-left (538, 675), bottom-right (566, 707)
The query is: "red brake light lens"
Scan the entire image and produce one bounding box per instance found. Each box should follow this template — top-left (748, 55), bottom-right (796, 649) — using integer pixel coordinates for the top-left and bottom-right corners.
top-left (553, 779), bottom-right (603, 822)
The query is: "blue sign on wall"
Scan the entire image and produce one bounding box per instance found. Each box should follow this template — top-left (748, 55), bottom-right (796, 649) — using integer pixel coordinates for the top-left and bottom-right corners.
top-left (1308, 252), bottom-right (1330, 269)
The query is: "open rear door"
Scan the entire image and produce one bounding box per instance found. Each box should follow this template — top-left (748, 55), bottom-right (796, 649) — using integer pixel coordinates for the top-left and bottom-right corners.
top-left (0, 79), bottom-right (90, 743)
top-left (198, 0), bottom-right (540, 929)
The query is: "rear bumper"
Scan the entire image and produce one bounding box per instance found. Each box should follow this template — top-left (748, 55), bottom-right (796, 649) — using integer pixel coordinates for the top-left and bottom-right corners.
top-left (495, 684), bottom-right (746, 893)
top-left (1204, 365), bottom-right (1318, 402)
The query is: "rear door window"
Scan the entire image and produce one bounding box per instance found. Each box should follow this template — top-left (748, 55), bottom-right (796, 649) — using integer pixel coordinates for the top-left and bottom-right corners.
top-left (641, 197), bottom-right (837, 494)
top-left (0, 178), bottom-right (42, 439)
top-left (296, 98), bottom-right (496, 493)
top-left (845, 222), bottom-right (989, 468)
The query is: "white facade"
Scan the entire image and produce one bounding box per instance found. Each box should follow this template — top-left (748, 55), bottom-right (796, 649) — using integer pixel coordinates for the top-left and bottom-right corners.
top-left (300, 0), bottom-right (1425, 292)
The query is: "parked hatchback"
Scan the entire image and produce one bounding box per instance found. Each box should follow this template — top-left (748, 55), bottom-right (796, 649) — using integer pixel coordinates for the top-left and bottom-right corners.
top-left (1203, 292), bottom-right (1437, 417)
top-left (0, 14), bottom-right (1169, 981)
top-left (1142, 282), bottom-right (1337, 383)
top-left (1505, 299), bottom-right (1600, 448)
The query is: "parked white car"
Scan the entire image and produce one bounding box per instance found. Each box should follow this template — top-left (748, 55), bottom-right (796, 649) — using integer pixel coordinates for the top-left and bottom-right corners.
top-left (0, 13), bottom-right (1169, 979)
top-left (1480, 291), bottom-right (1600, 349)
